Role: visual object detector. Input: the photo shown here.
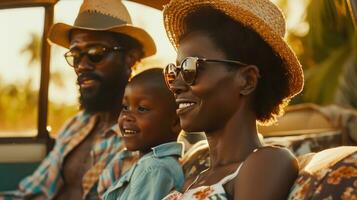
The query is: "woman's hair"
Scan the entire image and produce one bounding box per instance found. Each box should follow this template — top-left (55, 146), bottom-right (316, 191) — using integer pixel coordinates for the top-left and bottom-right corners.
top-left (180, 6), bottom-right (291, 124)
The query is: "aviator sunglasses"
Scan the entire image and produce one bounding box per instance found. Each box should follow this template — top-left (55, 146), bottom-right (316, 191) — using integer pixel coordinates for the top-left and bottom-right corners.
top-left (64, 46), bottom-right (125, 68)
top-left (164, 57), bottom-right (248, 87)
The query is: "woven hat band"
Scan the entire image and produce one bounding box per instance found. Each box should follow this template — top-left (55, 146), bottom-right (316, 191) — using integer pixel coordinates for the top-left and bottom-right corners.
top-left (74, 12), bottom-right (128, 30)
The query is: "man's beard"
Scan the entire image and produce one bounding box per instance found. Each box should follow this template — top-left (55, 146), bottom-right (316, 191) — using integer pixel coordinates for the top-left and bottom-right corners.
top-left (78, 71), bottom-right (127, 113)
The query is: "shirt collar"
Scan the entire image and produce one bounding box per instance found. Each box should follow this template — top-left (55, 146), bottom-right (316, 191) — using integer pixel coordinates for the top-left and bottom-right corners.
top-left (107, 142), bottom-right (183, 191)
top-left (150, 142), bottom-right (183, 158)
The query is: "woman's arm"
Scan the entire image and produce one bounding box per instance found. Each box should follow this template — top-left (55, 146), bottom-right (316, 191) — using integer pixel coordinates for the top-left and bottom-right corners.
top-left (234, 146), bottom-right (299, 200)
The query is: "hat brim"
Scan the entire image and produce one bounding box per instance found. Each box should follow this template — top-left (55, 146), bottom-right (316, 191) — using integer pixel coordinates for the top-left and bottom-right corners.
top-left (47, 23), bottom-right (156, 58)
top-left (163, 0), bottom-right (304, 98)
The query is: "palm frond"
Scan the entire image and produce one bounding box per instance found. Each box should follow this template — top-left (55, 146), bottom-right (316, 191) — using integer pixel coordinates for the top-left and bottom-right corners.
top-left (303, 42), bottom-right (354, 104)
top-left (295, 0), bottom-right (357, 107)
top-left (302, 0), bottom-right (355, 64)
top-left (335, 38), bottom-right (357, 108)
top-left (20, 32), bottom-right (42, 66)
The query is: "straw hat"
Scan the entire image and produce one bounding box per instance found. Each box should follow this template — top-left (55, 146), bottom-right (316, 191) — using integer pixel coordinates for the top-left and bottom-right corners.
top-left (163, 0), bottom-right (304, 98)
top-left (48, 0), bottom-right (156, 58)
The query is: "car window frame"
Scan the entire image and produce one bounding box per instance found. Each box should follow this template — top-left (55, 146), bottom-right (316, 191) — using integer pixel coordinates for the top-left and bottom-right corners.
top-left (347, 0), bottom-right (357, 29)
top-left (0, 0), bottom-right (57, 152)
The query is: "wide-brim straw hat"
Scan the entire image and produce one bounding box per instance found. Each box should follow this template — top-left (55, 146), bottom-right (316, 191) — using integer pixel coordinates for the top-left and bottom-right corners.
top-left (48, 0), bottom-right (156, 58)
top-left (163, 0), bottom-right (304, 98)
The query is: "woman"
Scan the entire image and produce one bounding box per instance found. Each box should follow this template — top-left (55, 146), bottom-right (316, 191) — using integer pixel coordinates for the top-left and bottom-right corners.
top-left (162, 0), bottom-right (303, 199)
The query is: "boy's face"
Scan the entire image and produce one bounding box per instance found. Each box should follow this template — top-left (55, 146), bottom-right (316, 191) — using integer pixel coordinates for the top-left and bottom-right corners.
top-left (118, 82), bottom-right (178, 153)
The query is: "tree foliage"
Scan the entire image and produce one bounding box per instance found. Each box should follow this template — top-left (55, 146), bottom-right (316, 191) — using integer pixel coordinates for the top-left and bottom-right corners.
top-left (286, 0), bottom-right (357, 108)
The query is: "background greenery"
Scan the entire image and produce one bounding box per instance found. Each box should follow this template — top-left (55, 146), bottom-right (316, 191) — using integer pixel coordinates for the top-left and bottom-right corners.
top-left (0, 32), bottom-right (77, 136)
top-left (280, 0), bottom-right (357, 108)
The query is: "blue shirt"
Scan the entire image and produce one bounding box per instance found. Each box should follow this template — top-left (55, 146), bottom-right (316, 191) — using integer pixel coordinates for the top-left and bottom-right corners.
top-left (102, 142), bottom-right (184, 200)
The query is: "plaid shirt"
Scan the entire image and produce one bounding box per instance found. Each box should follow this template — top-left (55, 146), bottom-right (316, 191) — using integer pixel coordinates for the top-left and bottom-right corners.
top-left (0, 111), bottom-right (128, 200)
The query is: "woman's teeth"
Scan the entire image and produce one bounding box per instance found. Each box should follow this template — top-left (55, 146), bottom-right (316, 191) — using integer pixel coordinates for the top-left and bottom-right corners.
top-left (179, 102), bottom-right (195, 109)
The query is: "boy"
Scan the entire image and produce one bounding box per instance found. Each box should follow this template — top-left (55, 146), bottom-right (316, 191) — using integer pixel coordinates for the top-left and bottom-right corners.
top-left (102, 68), bottom-right (184, 200)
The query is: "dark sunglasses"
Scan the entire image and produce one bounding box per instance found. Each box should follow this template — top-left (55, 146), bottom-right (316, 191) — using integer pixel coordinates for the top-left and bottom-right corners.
top-left (163, 57), bottom-right (248, 87)
top-left (64, 46), bottom-right (124, 68)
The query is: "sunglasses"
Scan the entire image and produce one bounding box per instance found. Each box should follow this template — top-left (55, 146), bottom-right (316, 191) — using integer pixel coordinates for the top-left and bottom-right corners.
top-left (164, 57), bottom-right (248, 87)
top-left (64, 46), bottom-right (124, 68)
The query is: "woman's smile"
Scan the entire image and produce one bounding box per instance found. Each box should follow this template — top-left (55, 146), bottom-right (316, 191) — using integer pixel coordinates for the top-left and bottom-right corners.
top-left (176, 98), bottom-right (197, 115)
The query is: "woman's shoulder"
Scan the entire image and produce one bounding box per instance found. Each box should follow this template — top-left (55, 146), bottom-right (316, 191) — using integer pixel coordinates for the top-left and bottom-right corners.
top-left (252, 146), bottom-right (297, 162)
top-left (233, 146), bottom-right (299, 199)
top-left (242, 146), bottom-right (298, 175)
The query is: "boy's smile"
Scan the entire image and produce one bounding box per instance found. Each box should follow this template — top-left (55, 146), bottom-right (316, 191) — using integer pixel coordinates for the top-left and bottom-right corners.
top-left (122, 129), bottom-right (138, 136)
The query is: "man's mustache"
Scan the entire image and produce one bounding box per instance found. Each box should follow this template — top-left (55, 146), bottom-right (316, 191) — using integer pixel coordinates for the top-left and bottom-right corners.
top-left (77, 72), bottom-right (103, 84)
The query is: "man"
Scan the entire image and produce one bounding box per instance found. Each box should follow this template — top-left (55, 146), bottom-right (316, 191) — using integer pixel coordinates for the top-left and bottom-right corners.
top-left (0, 0), bottom-right (156, 199)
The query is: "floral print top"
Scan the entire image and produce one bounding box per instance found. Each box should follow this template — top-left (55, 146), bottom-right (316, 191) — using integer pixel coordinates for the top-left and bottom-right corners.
top-left (163, 161), bottom-right (243, 200)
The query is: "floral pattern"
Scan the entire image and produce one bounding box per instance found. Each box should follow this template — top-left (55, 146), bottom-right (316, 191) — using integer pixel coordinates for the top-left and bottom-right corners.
top-left (288, 151), bottom-right (357, 200)
top-left (182, 142), bottom-right (357, 200)
top-left (193, 187), bottom-right (214, 200)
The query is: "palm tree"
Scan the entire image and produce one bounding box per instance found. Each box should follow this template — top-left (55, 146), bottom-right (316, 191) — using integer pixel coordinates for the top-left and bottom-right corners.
top-left (21, 32), bottom-right (65, 87)
top-left (277, 0), bottom-right (357, 108)
top-left (20, 33), bottom-right (41, 66)
top-left (301, 0), bottom-right (356, 108)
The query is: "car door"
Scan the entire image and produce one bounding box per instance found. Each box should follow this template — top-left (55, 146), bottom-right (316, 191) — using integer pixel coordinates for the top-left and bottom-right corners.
top-left (0, 0), bottom-right (57, 191)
